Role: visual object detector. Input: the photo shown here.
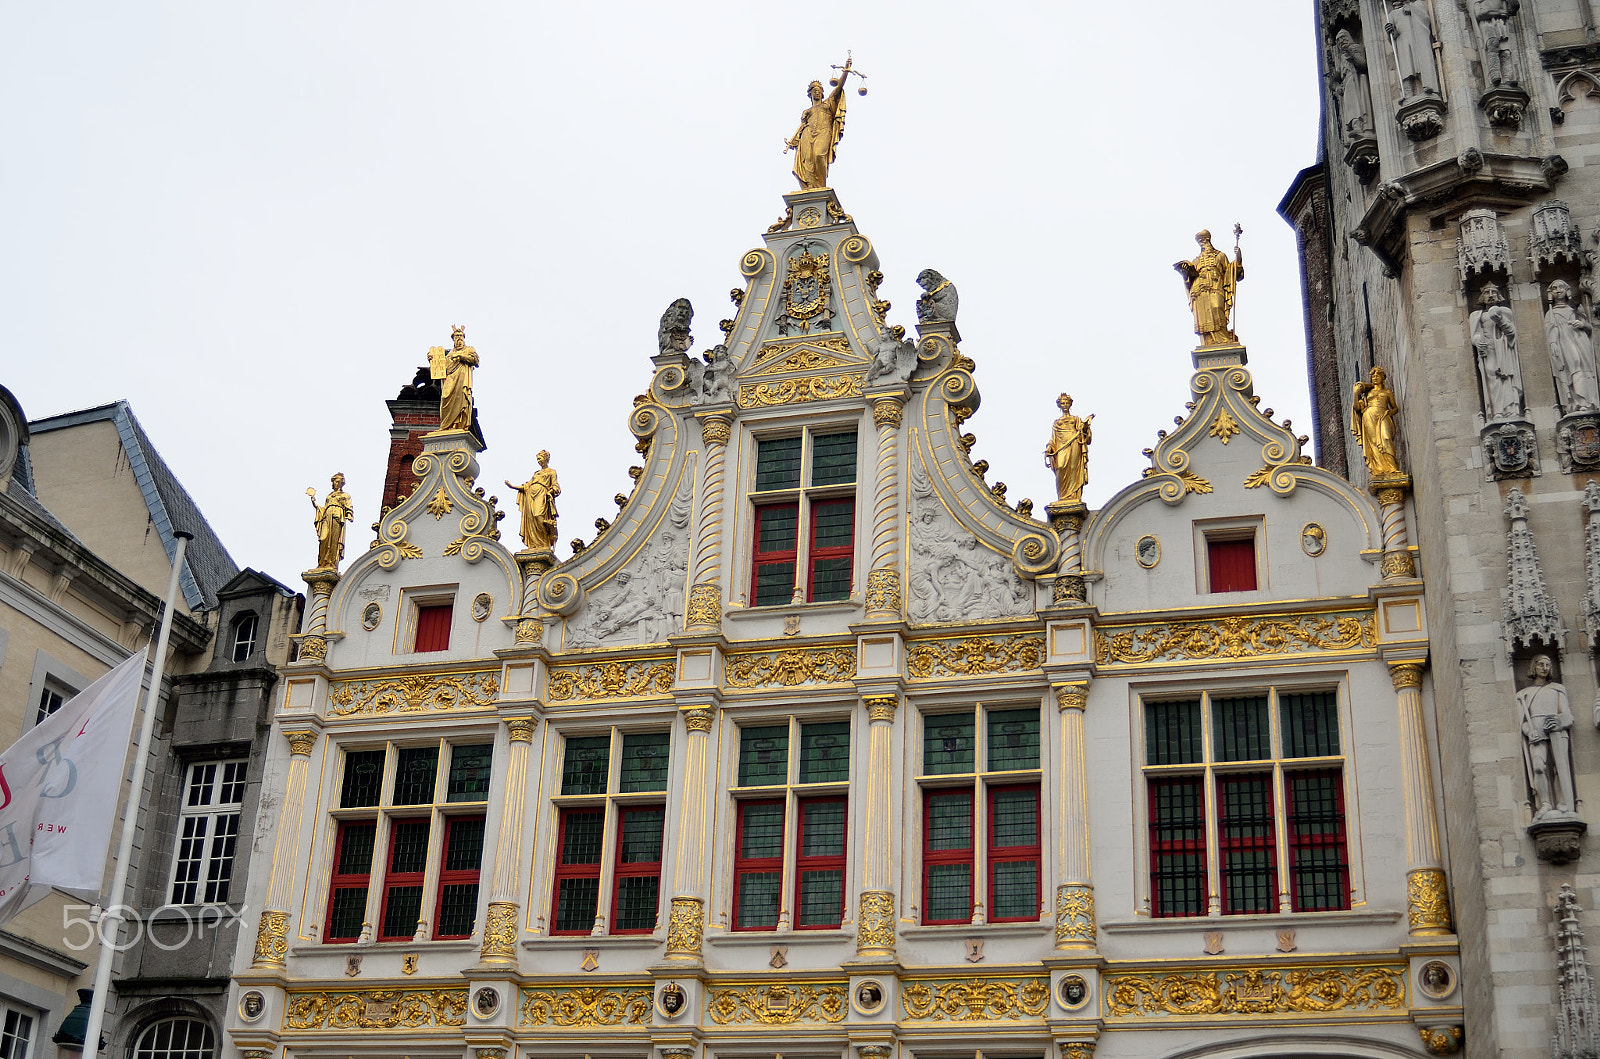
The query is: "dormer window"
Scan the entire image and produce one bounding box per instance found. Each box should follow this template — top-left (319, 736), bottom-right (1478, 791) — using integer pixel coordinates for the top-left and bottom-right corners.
top-left (230, 613), bottom-right (259, 662)
top-left (750, 428), bottom-right (858, 606)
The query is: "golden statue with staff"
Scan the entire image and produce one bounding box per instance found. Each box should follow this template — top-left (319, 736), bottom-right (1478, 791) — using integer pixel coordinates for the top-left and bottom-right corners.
top-left (308, 473), bottom-right (353, 572)
top-left (786, 52), bottom-right (868, 190)
top-left (1174, 224), bottom-right (1245, 348)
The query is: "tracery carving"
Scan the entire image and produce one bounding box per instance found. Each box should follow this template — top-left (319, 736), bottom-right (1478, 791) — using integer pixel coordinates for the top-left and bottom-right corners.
top-left (564, 478), bottom-right (691, 647)
top-left (908, 451), bottom-right (1031, 623)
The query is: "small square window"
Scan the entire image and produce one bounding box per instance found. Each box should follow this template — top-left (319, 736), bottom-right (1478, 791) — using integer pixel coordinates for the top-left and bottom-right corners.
top-left (620, 732), bottom-right (671, 792)
top-left (393, 746), bottom-right (440, 805)
top-left (799, 722), bottom-right (850, 783)
top-left (1207, 537), bottom-right (1257, 593)
top-left (923, 712), bottom-right (975, 775)
top-left (446, 744), bottom-right (493, 802)
top-left (414, 603), bottom-right (453, 652)
top-left (340, 750), bottom-right (386, 808)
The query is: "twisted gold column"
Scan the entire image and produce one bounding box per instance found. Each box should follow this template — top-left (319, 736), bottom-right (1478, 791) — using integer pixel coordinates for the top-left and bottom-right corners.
top-left (1391, 663), bottom-right (1451, 935)
top-left (1048, 504), bottom-right (1088, 604)
top-left (687, 416), bottom-right (732, 630)
top-left (1053, 683), bottom-right (1095, 948)
top-left (667, 707), bottom-right (716, 959)
top-left (857, 695), bottom-right (898, 956)
top-left (1372, 474), bottom-right (1417, 579)
top-left (480, 717), bottom-right (537, 962)
top-left (298, 570), bottom-right (339, 659)
top-left (252, 729), bottom-right (318, 967)
top-left (865, 399), bottom-right (904, 618)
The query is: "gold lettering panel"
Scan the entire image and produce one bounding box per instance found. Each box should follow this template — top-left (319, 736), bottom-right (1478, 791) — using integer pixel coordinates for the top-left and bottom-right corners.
top-left (547, 660), bottom-right (674, 701)
top-left (901, 977), bottom-right (1050, 1021)
top-left (328, 671), bottom-right (498, 716)
top-left (737, 372), bottom-right (864, 409)
top-left (725, 646), bottom-right (857, 689)
top-left (906, 635), bottom-right (1045, 679)
top-left (1095, 610), bottom-right (1377, 669)
top-left (706, 982), bottom-right (847, 1025)
top-left (518, 986), bottom-right (653, 1027)
top-left (284, 988), bottom-right (467, 1030)
top-left (1102, 964), bottom-right (1406, 1020)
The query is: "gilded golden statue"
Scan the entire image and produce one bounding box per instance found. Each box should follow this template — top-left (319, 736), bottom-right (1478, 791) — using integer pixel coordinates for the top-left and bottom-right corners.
top-left (506, 450), bottom-right (560, 552)
top-left (1044, 394), bottom-right (1093, 504)
top-left (308, 473), bottom-right (353, 571)
top-left (429, 325), bottom-right (480, 432)
top-left (785, 54), bottom-right (867, 190)
top-left (1174, 227), bottom-right (1245, 347)
top-left (1351, 365), bottom-right (1402, 475)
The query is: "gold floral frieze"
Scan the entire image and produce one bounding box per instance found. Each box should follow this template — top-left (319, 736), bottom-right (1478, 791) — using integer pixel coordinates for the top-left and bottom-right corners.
top-left (906, 635), bottom-right (1045, 679)
top-left (901, 978), bottom-right (1051, 1021)
top-left (1095, 610), bottom-right (1377, 669)
top-left (706, 982), bottom-right (847, 1025)
top-left (754, 334), bottom-right (853, 363)
top-left (724, 646), bottom-right (857, 689)
top-left (327, 671), bottom-right (499, 716)
top-left (753, 348), bottom-right (856, 375)
top-left (284, 988), bottom-right (467, 1030)
top-left (547, 660), bottom-right (674, 701)
top-left (517, 986), bottom-right (653, 1028)
top-left (737, 372), bottom-right (864, 409)
top-left (1102, 963), bottom-right (1406, 1019)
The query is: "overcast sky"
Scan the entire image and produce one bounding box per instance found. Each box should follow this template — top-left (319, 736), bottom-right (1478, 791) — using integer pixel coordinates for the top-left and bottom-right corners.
top-left (0, 3), bottom-right (1324, 593)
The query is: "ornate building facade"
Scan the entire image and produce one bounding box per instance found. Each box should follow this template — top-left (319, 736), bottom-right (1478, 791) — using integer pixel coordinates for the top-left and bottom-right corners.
top-left (1283, 2), bottom-right (1600, 1056)
top-left (228, 136), bottom-right (1463, 1055)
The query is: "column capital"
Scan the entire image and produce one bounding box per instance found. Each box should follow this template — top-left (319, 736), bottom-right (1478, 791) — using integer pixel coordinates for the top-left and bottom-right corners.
top-left (699, 414), bottom-right (733, 446)
top-left (283, 729), bottom-right (318, 756)
top-left (1053, 682), bottom-right (1090, 711)
top-left (872, 398), bottom-right (904, 428)
top-left (862, 694), bottom-right (899, 722)
top-left (505, 716), bottom-right (537, 744)
top-left (1389, 662), bottom-right (1426, 690)
top-left (682, 707), bottom-right (717, 733)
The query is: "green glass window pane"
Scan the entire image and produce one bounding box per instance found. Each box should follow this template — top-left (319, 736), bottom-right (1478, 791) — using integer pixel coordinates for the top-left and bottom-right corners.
top-left (1145, 700), bottom-right (1202, 765)
top-left (443, 819), bottom-right (484, 871)
top-left (990, 788), bottom-right (1038, 848)
top-left (619, 807), bottom-right (665, 864)
top-left (614, 875), bottom-right (660, 931)
top-left (926, 791), bottom-right (973, 850)
top-left (381, 885), bottom-right (423, 938)
top-left (559, 810), bottom-right (604, 865)
top-left (340, 750), bottom-right (385, 808)
top-left (388, 819), bottom-right (431, 873)
top-left (436, 882), bottom-right (478, 937)
top-left (1280, 690), bottom-right (1340, 757)
top-left (800, 800), bottom-right (845, 856)
top-left (1213, 695), bottom-right (1271, 761)
top-left (620, 732), bottom-right (670, 792)
top-left (797, 869), bottom-right (844, 927)
top-left (739, 802), bottom-right (785, 858)
top-left (326, 888), bottom-right (367, 940)
top-left (336, 822), bottom-right (375, 875)
top-left (392, 746), bottom-right (439, 805)
top-left (925, 863), bottom-right (971, 922)
top-left (811, 501), bottom-right (854, 547)
top-left (799, 722), bottom-right (850, 783)
top-left (554, 878), bottom-right (599, 932)
top-left (738, 725), bottom-right (789, 786)
top-left (756, 437), bottom-right (802, 491)
top-left (923, 712), bottom-right (975, 774)
top-left (987, 708), bottom-right (1040, 771)
top-left (991, 860), bottom-right (1038, 920)
top-left (810, 556), bottom-right (852, 601)
top-left (561, 735), bottom-right (611, 795)
top-left (754, 562), bottom-right (796, 606)
top-left (757, 505), bottom-right (798, 552)
top-left (446, 744), bottom-right (493, 802)
top-left (810, 432), bottom-right (857, 486)
top-left (736, 872), bottom-right (781, 928)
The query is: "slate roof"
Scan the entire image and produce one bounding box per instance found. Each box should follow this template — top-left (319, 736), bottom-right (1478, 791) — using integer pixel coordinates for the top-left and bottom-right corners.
top-left (28, 402), bottom-right (239, 611)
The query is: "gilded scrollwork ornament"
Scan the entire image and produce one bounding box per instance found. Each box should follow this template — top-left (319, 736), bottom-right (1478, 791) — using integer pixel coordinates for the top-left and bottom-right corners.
top-left (1102, 964), bottom-right (1404, 1019)
top-left (900, 978), bottom-right (1051, 1021)
top-left (479, 901), bottom-right (519, 961)
top-left (547, 660), bottom-right (674, 701)
top-left (1096, 611), bottom-right (1376, 668)
top-left (253, 910), bottom-right (290, 967)
top-left (865, 568), bottom-right (902, 612)
top-left (906, 635), bottom-right (1045, 678)
top-left (1407, 868), bottom-right (1453, 934)
top-left (517, 987), bottom-right (652, 1027)
top-left (666, 896), bottom-right (704, 956)
top-left (707, 982), bottom-right (847, 1025)
top-left (685, 584), bottom-right (722, 629)
top-left (328, 671), bottom-right (499, 716)
top-left (1055, 884), bottom-right (1096, 946)
top-left (725, 646), bottom-right (857, 688)
top-left (285, 988), bottom-right (468, 1030)
top-left (856, 890), bottom-right (896, 952)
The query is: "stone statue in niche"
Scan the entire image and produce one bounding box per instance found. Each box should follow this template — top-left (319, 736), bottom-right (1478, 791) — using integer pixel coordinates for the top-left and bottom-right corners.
top-left (1473, 0), bottom-right (1522, 88)
top-left (1519, 654), bottom-right (1578, 820)
top-left (908, 452), bottom-right (1031, 624)
top-left (865, 330), bottom-right (917, 385)
top-left (1386, 0), bottom-right (1441, 98)
top-left (915, 269), bottom-right (959, 323)
top-left (1472, 283), bottom-right (1524, 420)
top-left (563, 481), bottom-right (691, 647)
top-left (1330, 28), bottom-right (1375, 141)
top-left (658, 298), bottom-right (694, 356)
top-left (1545, 281), bottom-right (1600, 415)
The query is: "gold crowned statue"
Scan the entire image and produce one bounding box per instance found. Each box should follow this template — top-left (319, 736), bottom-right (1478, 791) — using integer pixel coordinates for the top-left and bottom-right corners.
top-left (1351, 365), bottom-right (1402, 475)
top-left (429, 325), bottom-right (480, 432)
top-left (786, 53), bottom-right (867, 190)
top-left (308, 473), bottom-right (353, 571)
top-left (1174, 226), bottom-right (1245, 347)
top-left (1044, 394), bottom-right (1093, 504)
top-left (506, 450), bottom-right (560, 552)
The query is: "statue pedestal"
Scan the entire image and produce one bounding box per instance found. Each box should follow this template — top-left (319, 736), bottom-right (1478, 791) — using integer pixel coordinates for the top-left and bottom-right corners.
top-left (1480, 417), bottom-right (1540, 480)
top-left (1191, 343), bottom-right (1246, 371)
top-left (1529, 815), bottom-right (1587, 864)
top-left (1556, 411), bottom-right (1600, 474)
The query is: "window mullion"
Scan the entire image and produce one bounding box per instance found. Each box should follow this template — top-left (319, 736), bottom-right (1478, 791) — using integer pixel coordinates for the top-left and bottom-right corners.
top-left (1199, 693), bottom-right (1221, 917)
top-left (780, 788), bottom-right (798, 931)
top-left (973, 777), bottom-right (987, 925)
top-left (365, 814), bottom-right (393, 941)
top-left (417, 806), bottom-right (445, 939)
top-left (596, 800), bottom-right (620, 935)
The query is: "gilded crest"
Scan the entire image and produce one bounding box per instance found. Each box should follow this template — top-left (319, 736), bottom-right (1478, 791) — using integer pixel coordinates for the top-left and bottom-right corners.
top-left (779, 244), bottom-right (833, 334)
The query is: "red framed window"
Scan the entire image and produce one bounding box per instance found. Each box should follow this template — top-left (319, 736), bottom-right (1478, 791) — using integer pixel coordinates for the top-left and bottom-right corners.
top-left (794, 797), bottom-right (846, 928)
top-left (733, 799), bottom-right (785, 930)
top-left (414, 603), bottom-right (453, 652)
top-left (1207, 538), bottom-right (1257, 592)
top-left (551, 808), bottom-right (604, 934)
top-left (611, 806), bottom-right (665, 933)
top-left (1286, 768), bottom-right (1350, 911)
top-left (324, 821), bottom-right (376, 942)
top-left (1148, 777), bottom-right (1207, 917)
top-left (922, 789), bottom-right (974, 924)
top-left (807, 499), bottom-right (855, 602)
top-left (751, 504), bottom-right (799, 607)
top-left (378, 819), bottom-right (431, 940)
top-left (432, 816), bottom-right (485, 939)
top-left (1218, 773), bottom-right (1277, 915)
top-left (987, 785), bottom-right (1041, 922)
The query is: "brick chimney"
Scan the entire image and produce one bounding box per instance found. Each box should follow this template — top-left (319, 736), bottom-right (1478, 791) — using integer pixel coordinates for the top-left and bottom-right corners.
top-left (381, 366), bottom-right (487, 514)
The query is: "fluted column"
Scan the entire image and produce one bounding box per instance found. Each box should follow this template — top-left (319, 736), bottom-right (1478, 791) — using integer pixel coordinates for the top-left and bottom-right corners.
top-left (856, 694), bottom-right (898, 956)
top-left (1390, 662), bottom-right (1452, 935)
top-left (865, 399), bottom-right (905, 619)
top-left (1372, 473), bottom-right (1417, 579)
top-left (687, 415), bottom-right (732, 630)
top-left (1053, 682), bottom-right (1095, 948)
top-left (298, 571), bottom-right (339, 661)
top-left (666, 707), bottom-right (716, 959)
top-left (252, 729), bottom-right (318, 967)
top-left (480, 716), bottom-right (537, 963)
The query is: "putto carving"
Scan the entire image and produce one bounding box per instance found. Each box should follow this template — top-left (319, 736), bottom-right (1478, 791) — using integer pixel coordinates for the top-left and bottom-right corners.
top-left (686, 346), bottom-right (735, 406)
top-left (1459, 210), bottom-right (1512, 284)
top-left (908, 452), bottom-right (1031, 624)
top-left (865, 330), bottom-right (917, 385)
top-left (1502, 488), bottom-right (1566, 654)
top-left (915, 269), bottom-right (959, 323)
top-left (777, 243), bottom-right (834, 335)
top-left (1554, 884), bottom-right (1600, 1058)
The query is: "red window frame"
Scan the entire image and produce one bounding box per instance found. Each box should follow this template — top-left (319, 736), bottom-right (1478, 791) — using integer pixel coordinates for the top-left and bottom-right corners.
top-left (732, 798), bottom-right (785, 931)
top-left (414, 603), bottom-right (453, 652)
top-left (751, 503), bottom-right (799, 607)
top-left (610, 806), bottom-right (666, 934)
top-left (1207, 538), bottom-right (1257, 593)
top-left (1217, 772), bottom-right (1277, 915)
top-left (1148, 776), bottom-right (1207, 918)
top-left (986, 783), bottom-right (1041, 923)
top-left (431, 815), bottom-right (485, 940)
top-left (550, 807), bottom-right (604, 935)
top-left (921, 788), bottom-right (975, 925)
top-left (377, 818), bottom-right (431, 941)
top-left (794, 796), bottom-right (846, 929)
top-left (1286, 768), bottom-right (1350, 912)
top-left (324, 821), bottom-right (376, 942)
top-left (805, 498), bottom-right (855, 602)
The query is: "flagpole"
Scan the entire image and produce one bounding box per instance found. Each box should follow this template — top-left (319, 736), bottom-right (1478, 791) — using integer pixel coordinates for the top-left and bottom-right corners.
top-left (80, 531), bottom-right (191, 1055)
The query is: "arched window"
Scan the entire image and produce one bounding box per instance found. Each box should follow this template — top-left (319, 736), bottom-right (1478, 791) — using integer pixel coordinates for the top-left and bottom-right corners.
top-left (230, 613), bottom-right (258, 663)
top-left (133, 1018), bottom-right (214, 1059)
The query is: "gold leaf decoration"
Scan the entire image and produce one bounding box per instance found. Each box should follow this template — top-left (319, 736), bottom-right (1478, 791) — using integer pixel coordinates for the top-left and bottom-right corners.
top-left (1102, 964), bottom-right (1406, 1019)
top-left (547, 660), bottom-right (674, 701)
top-left (753, 349), bottom-right (855, 375)
top-left (517, 987), bottom-right (652, 1027)
top-left (901, 978), bottom-right (1051, 1021)
top-left (906, 635), bottom-right (1045, 678)
top-left (1141, 468), bottom-right (1214, 494)
top-left (1095, 611), bottom-right (1376, 668)
top-left (426, 487), bottom-right (454, 520)
top-left (328, 671), bottom-right (499, 716)
top-left (754, 334), bottom-right (852, 362)
top-left (1209, 409), bottom-right (1241, 444)
top-left (396, 542), bottom-right (424, 559)
top-left (706, 983), bottom-right (847, 1025)
top-left (737, 373), bottom-right (864, 409)
top-left (1243, 465), bottom-right (1273, 489)
top-left (285, 988), bottom-right (468, 1030)
top-left (724, 647), bottom-right (857, 689)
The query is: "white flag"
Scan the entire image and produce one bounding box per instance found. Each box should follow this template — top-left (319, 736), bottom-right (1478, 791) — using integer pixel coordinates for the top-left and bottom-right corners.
top-left (0, 650), bottom-right (146, 924)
